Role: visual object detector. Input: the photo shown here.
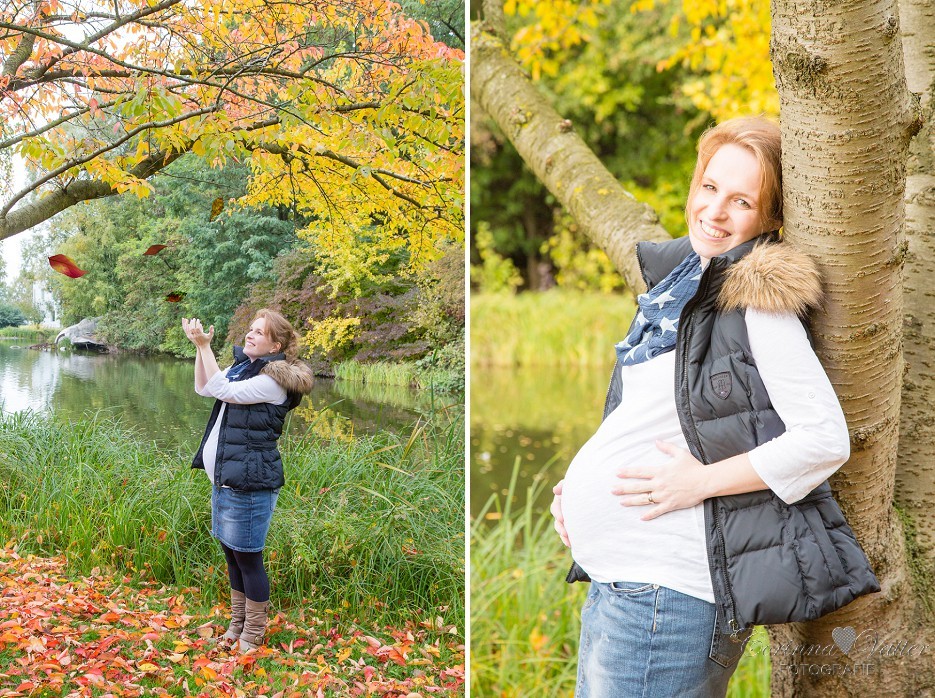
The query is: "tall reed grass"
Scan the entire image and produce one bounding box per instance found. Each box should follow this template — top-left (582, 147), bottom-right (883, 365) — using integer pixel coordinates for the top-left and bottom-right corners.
top-left (335, 360), bottom-right (419, 387)
top-left (0, 411), bottom-right (464, 630)
top-left (470, 461), bottom-right (770, 697)
top-left (471, 290), bottom-right (635, 367)
top-left (0, 327), bottom-right (50, 342)
top-left (335, 359), bottom-right (461, 394)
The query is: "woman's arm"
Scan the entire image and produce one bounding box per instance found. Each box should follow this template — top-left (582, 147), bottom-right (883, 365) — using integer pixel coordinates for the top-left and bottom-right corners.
top-left (613, 309), bottom-right (849, 520)
top-left (196, 342), bottom-right (222, 383)
top-left (612, 443), bottom-right (768, 521)
top-left (183, 318), bottom-right (218, 393)
top-left (201, 372), bottom-right (287, 405)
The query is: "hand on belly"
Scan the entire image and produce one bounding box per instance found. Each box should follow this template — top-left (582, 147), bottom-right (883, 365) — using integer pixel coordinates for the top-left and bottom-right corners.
top-left (611, 440), bottom-right (707, 521)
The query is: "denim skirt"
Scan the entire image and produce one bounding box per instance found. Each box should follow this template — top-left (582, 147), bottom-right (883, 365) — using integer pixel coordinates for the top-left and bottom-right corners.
top-left (576, 581), bottom-right (738, 698)
top-left (211, 485), bottom-right (279, 553)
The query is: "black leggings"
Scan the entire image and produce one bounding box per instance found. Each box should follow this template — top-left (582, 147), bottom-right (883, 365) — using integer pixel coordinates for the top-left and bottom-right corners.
top-left (220, 543), bottom-right (270, 602)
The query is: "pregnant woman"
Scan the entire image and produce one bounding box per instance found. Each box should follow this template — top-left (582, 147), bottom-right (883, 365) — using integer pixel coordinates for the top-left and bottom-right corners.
top-left (550, 116), bottom-right (879, 696)
top-left (184, 309), bottom-right (313, 652)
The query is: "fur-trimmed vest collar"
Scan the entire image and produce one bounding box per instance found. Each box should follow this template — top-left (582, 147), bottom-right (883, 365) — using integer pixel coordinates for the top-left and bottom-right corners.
top-left (260, 357), bottom-right (315, 395)
top-left (231, 345), bottom-right (315, 395)
top-left (637, 235), bottom-right (823, 317)
top-left (718, 239), bottom-right (822, 316)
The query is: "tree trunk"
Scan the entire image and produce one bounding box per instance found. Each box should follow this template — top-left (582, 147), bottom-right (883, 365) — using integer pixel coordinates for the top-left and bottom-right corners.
top-left (769, 0), bottom-right (933, 694)
top-left (896, 0), bottom-right (935, 596)
top-left (470, 23), bottom-right (669, 294)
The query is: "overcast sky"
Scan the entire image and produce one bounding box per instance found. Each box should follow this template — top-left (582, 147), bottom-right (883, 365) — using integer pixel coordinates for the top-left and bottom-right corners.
top-left (2, 156), bottom-right (34, 282)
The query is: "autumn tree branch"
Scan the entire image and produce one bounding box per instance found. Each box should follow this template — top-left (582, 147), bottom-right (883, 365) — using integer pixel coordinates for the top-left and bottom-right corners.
top-left (0, 148), bottom-right (186, 241)
top-left (470, 19), bottom-right (669, 293)
top-left (0, 105), bottom-right (216, 219)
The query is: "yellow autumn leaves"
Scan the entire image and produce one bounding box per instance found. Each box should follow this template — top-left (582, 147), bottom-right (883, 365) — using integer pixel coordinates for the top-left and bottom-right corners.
top-left (505, 0), bottom-right (779, 122)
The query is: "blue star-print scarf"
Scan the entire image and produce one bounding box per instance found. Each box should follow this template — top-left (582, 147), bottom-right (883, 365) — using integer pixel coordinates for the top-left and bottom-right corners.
top-left (615, 252), bottom-right (703, 366)
top-left (226, 357), bottom-right (254, 381)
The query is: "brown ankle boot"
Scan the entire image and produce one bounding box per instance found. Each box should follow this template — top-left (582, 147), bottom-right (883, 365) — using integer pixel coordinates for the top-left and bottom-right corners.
top-left (221, 589), bottom-right (246, 643)
top-left (238, 598), bottom-right (269, 651)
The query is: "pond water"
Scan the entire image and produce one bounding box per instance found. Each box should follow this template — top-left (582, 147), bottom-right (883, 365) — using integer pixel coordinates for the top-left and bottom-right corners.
top-left (470, 364), bottom-right (614, 520)
top-left (0, 338), bottom-right (434, 452)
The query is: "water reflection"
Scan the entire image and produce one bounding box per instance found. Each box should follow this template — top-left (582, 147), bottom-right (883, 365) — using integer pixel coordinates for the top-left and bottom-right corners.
top-left (0, 340), bottom-right (432, 451)
top-left (470, 365), bottom-right (612, 519)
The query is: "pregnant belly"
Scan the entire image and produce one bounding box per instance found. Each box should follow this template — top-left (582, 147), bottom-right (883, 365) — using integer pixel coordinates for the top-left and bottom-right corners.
top-left (561, 441), bottom-right (660, 552)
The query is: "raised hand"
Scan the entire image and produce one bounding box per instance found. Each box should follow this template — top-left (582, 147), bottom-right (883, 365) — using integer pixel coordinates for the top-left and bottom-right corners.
top-left (182, 317), bottom-right (215, 348)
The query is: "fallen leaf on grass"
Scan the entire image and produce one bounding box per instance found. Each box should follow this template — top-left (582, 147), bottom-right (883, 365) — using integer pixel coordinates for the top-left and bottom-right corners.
top-left (0, 546), bottom-right (464, 696)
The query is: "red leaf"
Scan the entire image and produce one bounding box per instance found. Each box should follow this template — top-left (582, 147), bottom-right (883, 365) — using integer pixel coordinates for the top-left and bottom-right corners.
top-left (143, 244), bottom-right (167, 255)
top-left (48, 254), bottom-right (87, 278)
top-left (165, 293), bottom-right (184, 303)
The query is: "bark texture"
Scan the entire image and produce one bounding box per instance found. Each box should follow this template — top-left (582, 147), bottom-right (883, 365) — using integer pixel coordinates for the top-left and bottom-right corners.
top-left (896, 0), bottom-right (935, 600)
top-left (469, 23), bottom-right (669, 294)
top-left (770, 0), bottom-right (933, 694)
top-left (0, 150), bottom-right (185, 241)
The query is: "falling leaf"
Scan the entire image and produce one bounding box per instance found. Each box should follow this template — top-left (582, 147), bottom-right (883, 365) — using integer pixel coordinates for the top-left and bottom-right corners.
top-left (48, 254), bottom-right (87, 278)
top-left (165, 293), bottom-right (185, 303)
top-left (209, 197), bottom-right (224, 222)
top-left (143, 244), bottom-right (167, 255)
top-left (195, 623), bottom-right (214, 639)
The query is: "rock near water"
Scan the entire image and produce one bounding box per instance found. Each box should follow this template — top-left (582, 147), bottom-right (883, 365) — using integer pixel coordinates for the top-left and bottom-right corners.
top-left (55, 317), bottom-right (108, 352)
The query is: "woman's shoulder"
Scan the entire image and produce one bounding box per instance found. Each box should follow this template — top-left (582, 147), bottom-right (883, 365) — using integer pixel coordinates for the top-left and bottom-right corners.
top-left (718, 240), bottom-right (822, 317)
top-left (259, 358), bottom-right (315, 395)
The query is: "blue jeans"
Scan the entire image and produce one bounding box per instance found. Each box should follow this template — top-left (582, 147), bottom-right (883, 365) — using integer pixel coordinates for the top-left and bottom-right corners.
top-left (211, 485), bottom-right (279, 553)
top-left (576, 581), bottom-right (737, 698)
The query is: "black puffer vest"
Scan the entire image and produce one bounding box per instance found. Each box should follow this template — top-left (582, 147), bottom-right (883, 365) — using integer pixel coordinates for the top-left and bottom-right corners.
top-left (192, 347), bottom-right (307, 492)
top-left (567, 236), bottom-right (880, 667)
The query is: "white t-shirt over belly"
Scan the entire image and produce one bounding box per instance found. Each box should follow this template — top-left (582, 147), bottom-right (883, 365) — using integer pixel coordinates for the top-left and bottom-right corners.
top-left (195, 367), bottom-right (287, 485)
top-left (560, 309), bottom-right (851, 603)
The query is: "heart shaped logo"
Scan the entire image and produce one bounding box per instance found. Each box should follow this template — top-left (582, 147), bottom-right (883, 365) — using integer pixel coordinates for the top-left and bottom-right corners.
top-left (832, 626), bottom-right (858, 656)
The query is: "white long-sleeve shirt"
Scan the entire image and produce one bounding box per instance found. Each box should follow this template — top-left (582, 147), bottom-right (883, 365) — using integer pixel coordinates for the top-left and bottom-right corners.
top-left (195, 366), bottom-right (287, 484)
top-left (560, 308), bottom-right (850, 603)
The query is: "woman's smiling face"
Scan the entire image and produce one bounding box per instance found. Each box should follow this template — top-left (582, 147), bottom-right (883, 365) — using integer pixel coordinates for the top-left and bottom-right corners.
top-left (243, 317), bottom-right (281, 359)
top-left (687, 143), bottom-right (768, 264)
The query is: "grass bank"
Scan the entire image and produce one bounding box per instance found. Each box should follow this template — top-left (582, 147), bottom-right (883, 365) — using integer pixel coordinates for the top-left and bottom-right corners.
top-left (335, 358), bottom-right (462, 394)
top-left (470, 463), bottom-right (769, 697)
top-left (0, 326), bottom-right (51, 343)
top-left (0, 411), bottom-right (464, 632)
top-left (471, 290), bottom-right (635, 368)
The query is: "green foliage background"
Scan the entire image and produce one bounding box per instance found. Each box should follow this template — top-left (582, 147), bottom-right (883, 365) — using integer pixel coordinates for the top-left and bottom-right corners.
top-left (470, 1), bottom-right (709, 292)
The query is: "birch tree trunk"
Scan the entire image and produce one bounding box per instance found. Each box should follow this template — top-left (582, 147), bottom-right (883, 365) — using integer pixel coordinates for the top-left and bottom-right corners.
top-left (896, 0), bottom-right (935, 596)
top-left (471, 0), bottom-right (935, 695)
top-left (765, 0), bottom-right (930, 694)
